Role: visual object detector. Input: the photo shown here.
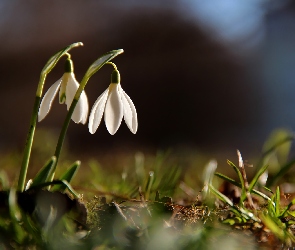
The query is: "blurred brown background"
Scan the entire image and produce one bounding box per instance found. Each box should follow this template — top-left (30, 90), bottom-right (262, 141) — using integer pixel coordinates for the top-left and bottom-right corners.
top-left (0, 0), bottom-right (295, 157)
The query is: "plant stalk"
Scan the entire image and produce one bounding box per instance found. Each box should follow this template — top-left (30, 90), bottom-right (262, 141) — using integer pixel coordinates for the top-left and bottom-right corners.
top-left (17, 42), bottom-right (83, 191)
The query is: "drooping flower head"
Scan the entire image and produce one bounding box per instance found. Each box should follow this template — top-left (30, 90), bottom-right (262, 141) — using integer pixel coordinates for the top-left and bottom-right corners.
top-left (88, 66), bottom-right (138, 135)
top-left (38, 58), bottom-right (89, 124)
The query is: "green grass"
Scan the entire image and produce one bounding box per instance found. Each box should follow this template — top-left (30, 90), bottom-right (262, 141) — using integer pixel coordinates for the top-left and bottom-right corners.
top-left (1, 128), bottom-right (295, 249)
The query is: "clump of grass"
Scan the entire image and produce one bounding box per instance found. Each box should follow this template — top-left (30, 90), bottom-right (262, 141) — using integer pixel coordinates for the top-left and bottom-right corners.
top-left (2, 126), bottom-right (295, 249)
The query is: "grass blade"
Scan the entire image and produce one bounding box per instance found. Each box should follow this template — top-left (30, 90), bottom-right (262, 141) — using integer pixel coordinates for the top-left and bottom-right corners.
top-left (256, 130), bottom-right (294, 172)
top-left (281, 197), bottom-right (295, 217)
top-left (260, 214), bottom-right (285, 242)
top-left (267, 159), bottom-right (295, 187)
top-left (215, 172), bottom-right (272, 202)
top-left (209, 184), bottom-right (233, 207)
top-left (227, 160), bottom-right (246, 203)
top-left (273, 186), bottom-right (281, 218)
top-left (248, 164), bottom-right (268, 192)
top-left (202, 159), bottom-right (217, 199)
top-left (51, 161), bottom-right (80, 192)
top-left (28, 180), bottom-right (80, 199)
top-left (261, 134), bottom-right (294, 159)
top-left (30, 156), bottom-right (56, 188)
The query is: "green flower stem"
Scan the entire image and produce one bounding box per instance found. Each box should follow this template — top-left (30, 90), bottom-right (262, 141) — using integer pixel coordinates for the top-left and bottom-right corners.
top-left (53, 49), bottom-right (124, 167)
top-left (18, 72), bottom-right (47, 192)
top-left (54, 72), bottom-right (95, 162)
top-left (17, 42), bottom-right (83, 192)
top-left (17, 94), bottom-right (42, 192)
top-left (106, 62), bottom-right (117, 70)
top-left (54, 77), bottom-right (87, 162)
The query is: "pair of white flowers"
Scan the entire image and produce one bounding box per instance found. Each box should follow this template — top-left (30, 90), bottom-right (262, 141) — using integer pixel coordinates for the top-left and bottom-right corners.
top-left (38, 63), bottom-right (137, 135)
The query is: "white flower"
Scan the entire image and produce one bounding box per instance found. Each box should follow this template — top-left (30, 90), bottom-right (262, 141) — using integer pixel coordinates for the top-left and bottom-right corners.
top-left (38, 72), bottom-right (89, 124)
top-left (88, 82), bottom-right (138, 135)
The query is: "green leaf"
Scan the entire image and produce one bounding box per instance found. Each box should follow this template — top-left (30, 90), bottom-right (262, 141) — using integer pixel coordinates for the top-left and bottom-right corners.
top-left (51, 161), bottom-right (80, 192)
top-left (209, 184), bottom-right (233, 207)
top-left (227, 160), bottom-right (246, 203)
top-left (262, 130), bottom-right (294, 159)
top-left (30, 156), bottom-right (56, 188)
top-left (256, 129), bottom-right (294, 174)
top-left (144, 171), bottom-right (154, 200)
top-left (84, 49), bottom-right (124, 79)
top-left (8, 189), bottom-right (25, 243)
top-left (209, 184), bottom-right (246, 221)
top-left (260, 213), bottom-right (286, 241)
top-left (239, 207), bottom-right (260, 222)
top-left (281, 197), bottom-right (295, 217)
top-left (209, 184), bottom-right (260, 222)
top-left (28, 180), bottom-right (80, 199)
top-left (267, 159), bottom-right (295, 187)
top-left (215, 172), bottom-right (272, 202)
top-left (42, 42), bottom-right (83, 74)
top-left (202, 159), bottom-right (217, 199)
top-left (274, 186), bottom-right (281, 217)
top-left (262, 185), bottom-right (273, 193)
top-left (248, 164), bottom-right (268, 192)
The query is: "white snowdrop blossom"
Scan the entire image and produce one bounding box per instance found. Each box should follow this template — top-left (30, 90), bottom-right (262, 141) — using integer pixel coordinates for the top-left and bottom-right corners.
top-left (88, 69), bottom-right (137, 135)
top-left (38, 60), bottom-right (88, 124)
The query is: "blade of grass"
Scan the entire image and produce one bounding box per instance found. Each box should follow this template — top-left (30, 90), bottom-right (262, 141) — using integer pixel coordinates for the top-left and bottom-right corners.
top-left (281, 197), bottom-right (295, 217)
top-left (227, 160), bottom-right (246, 204)
top-left (274, 186), bottom-right (281, 217)
top-left (256, 133), bottom-right (294, 172)
top-left (260, 213), bottom-right (286, 242)
top-left (209, 184), bottom-right (233, 207)
top-left (202, 159), bottom-right (217, 199)
top-left (261, 135), bottom-right (294, 159)
top-left (209, 184), bottom-right (259, 221)
top-left (8, 189), bottom-right (25, 243)
top-left (215, 172), bottom-right (272, 202)
top-left (248, 164), bottom-right (269, 192)
top-left (267, 159), bottom-right (295, 187)
top-left (237, 150), bottom-right (254, 208)
top-left (144, 171), bottom-right (154, 200)
top-left (30, 156), bottom-right (56, 188)
top-left (51, 161), bottom-right (80, 192)
top-left (27, 180), bottom-right (80, 199)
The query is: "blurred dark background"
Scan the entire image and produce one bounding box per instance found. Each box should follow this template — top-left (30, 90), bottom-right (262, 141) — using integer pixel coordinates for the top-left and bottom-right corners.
top-left (0, 0), bottom-right (295, 157)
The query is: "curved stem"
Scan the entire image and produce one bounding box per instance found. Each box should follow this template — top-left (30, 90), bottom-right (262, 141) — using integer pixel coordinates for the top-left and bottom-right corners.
top-left (17, 42), bottom-right (83, 192)
top-left (106, 62), bottom-right (117, 70)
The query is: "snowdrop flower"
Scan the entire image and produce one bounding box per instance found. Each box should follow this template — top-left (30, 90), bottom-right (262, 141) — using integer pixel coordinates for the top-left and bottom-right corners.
top-left (38, 58), bottom-right (88, 124)
top-left (88, 68), bottom-right (137, 135)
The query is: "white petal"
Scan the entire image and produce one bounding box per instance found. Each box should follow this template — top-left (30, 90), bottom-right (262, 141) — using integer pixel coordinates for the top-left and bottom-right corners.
top-left (88, 89), bottom-right (109, 134)
top-left (122, 89), bottom-right (138, 134)
top-left (104, 84), bottom-right (123, 135)
top-left (38, 78), bottom-right (62, 122)
top-left (65, 74), bottom-right (78, 107)
top-left (65, 73), bottom-right (88, 124)
top-left (80, 91), bottom-right (89, 124)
